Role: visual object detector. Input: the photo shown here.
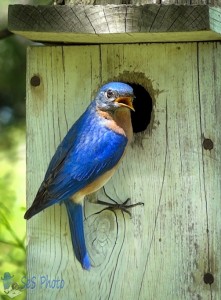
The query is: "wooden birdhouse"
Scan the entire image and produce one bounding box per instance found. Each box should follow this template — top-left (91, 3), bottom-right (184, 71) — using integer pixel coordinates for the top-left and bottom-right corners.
top-left (8, 1), bottom-right (221, 299)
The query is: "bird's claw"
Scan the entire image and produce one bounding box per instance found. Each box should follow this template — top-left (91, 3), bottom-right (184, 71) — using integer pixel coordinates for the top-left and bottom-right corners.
top-left (97, 198), bottom-right (144, 217)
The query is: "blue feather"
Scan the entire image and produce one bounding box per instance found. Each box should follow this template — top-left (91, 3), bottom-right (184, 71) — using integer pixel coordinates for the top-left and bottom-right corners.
top-left (65, 200), bottom-right (90, 270)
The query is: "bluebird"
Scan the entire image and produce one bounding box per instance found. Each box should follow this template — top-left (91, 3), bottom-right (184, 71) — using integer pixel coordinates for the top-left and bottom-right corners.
top-left (24, 82), bottom-right (141, 270)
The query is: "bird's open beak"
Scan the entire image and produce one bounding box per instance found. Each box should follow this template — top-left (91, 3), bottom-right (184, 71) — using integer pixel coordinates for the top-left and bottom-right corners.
top-left (114, 96), bottom-right (135, 111)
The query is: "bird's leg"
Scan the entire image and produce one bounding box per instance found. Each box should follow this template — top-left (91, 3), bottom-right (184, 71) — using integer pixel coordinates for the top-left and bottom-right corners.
top-left (96, 187), bottom-right (144, 217)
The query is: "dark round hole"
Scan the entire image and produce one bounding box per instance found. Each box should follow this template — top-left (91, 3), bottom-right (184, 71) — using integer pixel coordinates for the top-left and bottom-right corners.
top-left (127, 83), bottom-right (153, 133)
top-left (203, 273), bottom-right (214, 285)
top-left (202, 138), bottom-right (214, 150)
top-left (30, 75), bottom-right (41, 87)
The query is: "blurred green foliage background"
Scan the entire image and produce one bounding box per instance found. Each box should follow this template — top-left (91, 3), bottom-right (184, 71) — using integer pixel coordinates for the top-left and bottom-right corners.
top-left (0, 1), bottom-right (51, 299)
top-left (0, 2), bottom-right (26, 299)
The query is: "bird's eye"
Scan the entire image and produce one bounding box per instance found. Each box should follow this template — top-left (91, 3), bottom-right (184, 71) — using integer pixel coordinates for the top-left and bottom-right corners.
top-left (106, 89), bottom-right (114, 98)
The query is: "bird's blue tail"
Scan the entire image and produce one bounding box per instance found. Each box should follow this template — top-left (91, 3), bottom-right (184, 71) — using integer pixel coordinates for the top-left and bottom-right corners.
top-left (65, 200), bottom-right (91, 270)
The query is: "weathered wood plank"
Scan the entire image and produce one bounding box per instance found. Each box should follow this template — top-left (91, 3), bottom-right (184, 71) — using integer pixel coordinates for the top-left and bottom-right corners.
top-left (65, 0), bottom-right (220, 5)
top-left (99, 43), bottom-right (213, 299)
top-left (10, 30), bottom-right (221, 43)
top-left (160, 0), bottom-right (220, 4)
top-left (26, 45), bottom-right (101, 299)
top-left (197, 41), bottom-right (221, 295)
top-left (9, 4), bottom-right (209, 33)
top-left (26, 42), bottom-right (220, 299)
top-left (210, 6), bottom-right (221, 34)
top-left (8, 4), bottom-right (221, 43)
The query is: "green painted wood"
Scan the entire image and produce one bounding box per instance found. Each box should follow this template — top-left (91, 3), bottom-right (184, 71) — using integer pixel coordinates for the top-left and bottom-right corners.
top-left (26, 42), bottom-right (221, 299)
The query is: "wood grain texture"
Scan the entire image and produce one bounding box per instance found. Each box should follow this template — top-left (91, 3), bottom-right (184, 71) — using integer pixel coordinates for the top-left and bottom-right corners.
top-left (8, 4), bottom-right (221, 43)
top-left (65, 0), bottom-right (221, 5)
top-left (159, 0), bottom-right (220, 4)
top-left (210, 6), bottom-right (221, 34)
top-left (26, 42), bottom-right (221, 299)
top-left (197, 41), bottom-right (221, 296)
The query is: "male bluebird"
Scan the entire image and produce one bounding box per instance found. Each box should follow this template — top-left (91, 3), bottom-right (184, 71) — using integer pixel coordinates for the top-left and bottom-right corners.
top-left (25, 82), bottom-right (138, 270)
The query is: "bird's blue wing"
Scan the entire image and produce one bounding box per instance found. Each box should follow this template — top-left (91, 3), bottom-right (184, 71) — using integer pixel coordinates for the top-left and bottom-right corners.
top-left (24, 103), bottom-right (128, 219)
top-left (49, 124), bottom-right (127, 196)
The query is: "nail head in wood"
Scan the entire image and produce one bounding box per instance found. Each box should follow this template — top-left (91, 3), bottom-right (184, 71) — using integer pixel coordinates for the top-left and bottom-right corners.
top-left (30, 75), bottom-right (41, 87)
top-left (202, 138), bottom-right (213, 150)
top-left (203, 273), bottom-right (214, 285)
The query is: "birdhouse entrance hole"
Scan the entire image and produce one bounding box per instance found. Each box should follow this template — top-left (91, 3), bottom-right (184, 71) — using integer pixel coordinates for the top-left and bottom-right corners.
top-left (127, 83), bottom-right (153, 133)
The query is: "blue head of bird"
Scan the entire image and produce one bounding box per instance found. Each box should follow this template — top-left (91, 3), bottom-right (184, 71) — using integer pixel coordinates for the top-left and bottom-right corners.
top-left (95, 82), bottom-right (135, 112)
